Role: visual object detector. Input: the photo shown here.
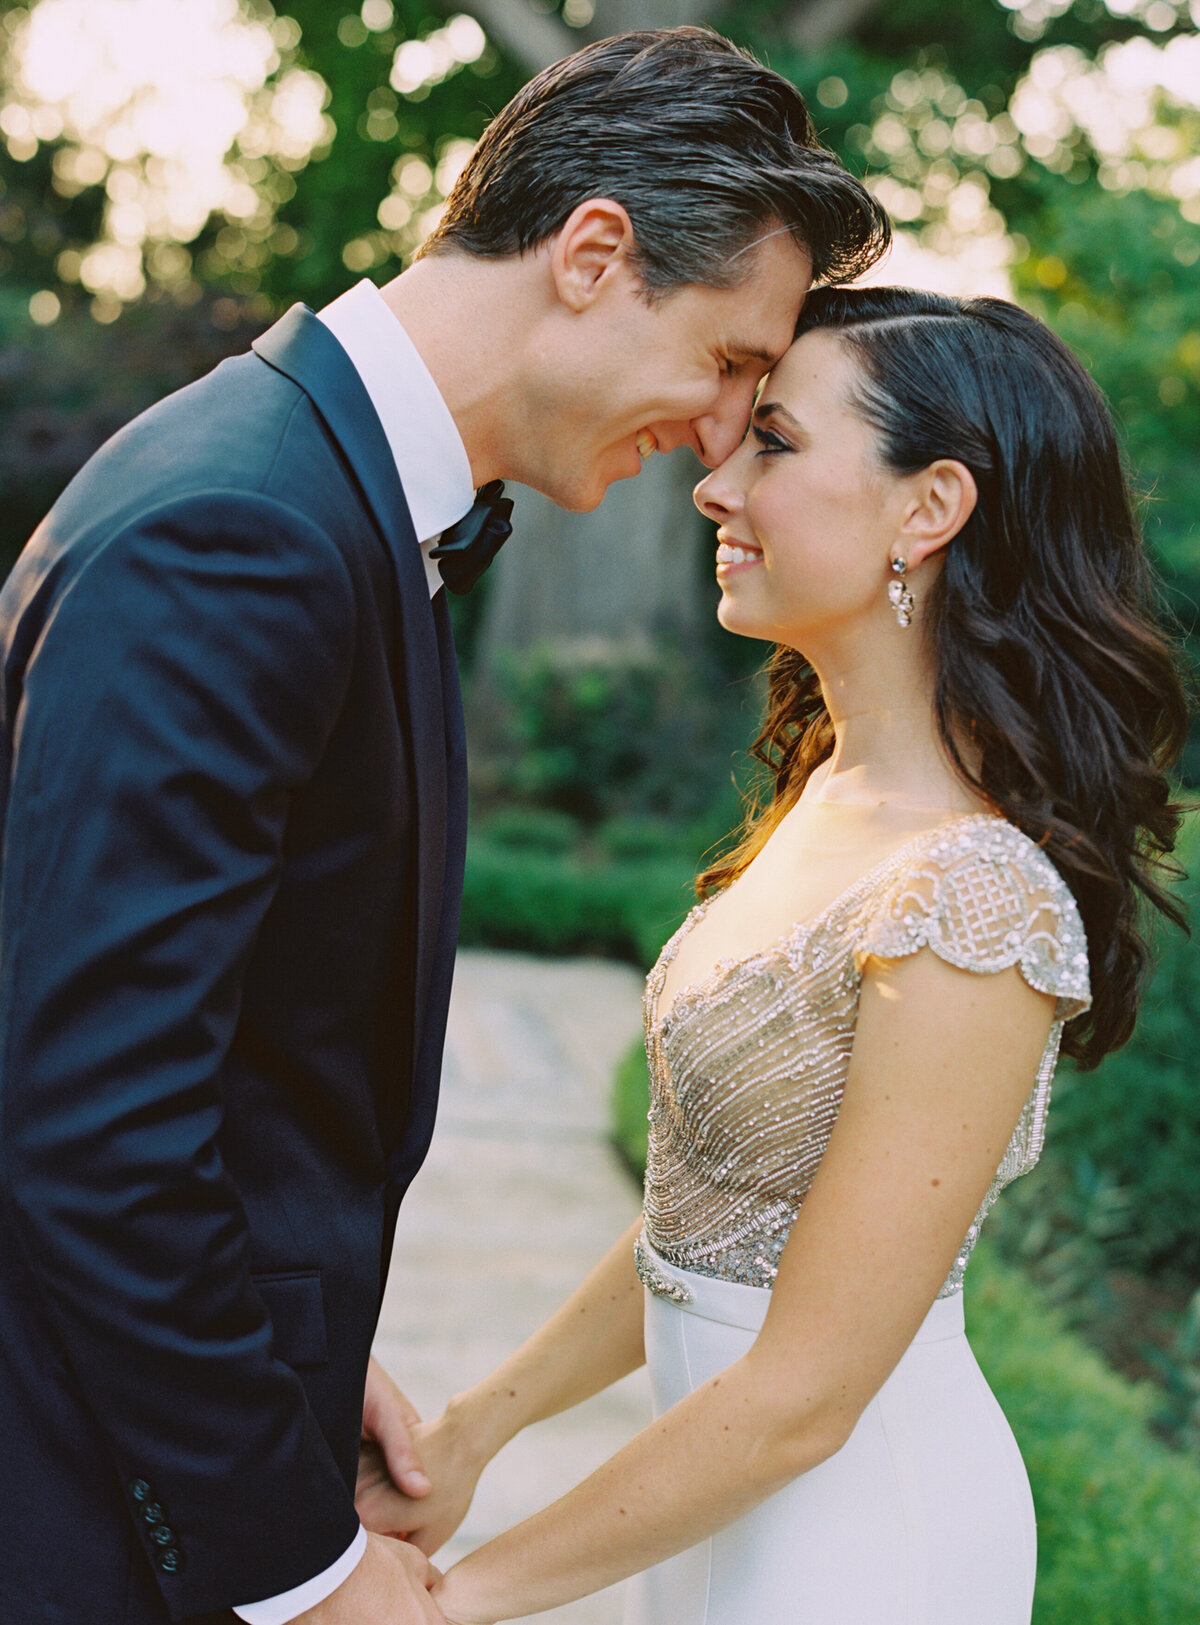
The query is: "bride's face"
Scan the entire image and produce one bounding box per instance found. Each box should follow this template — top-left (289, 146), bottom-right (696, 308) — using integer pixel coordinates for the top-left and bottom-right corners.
top-left (693, 329), bottom-right (911, 650)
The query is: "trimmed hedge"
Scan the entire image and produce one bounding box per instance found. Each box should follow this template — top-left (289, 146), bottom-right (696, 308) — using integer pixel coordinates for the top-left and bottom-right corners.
top-left (460, 837), bottom-right (695, 967)
top-left (611, 1036), bottom-right (1200, 1623)
top-left (968, 1244), bottom-right (1200, 1623)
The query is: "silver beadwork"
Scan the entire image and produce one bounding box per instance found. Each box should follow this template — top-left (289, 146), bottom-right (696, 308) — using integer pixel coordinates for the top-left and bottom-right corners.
top-left (641, 815), bottom-right (1091, 1300)
top-left (634, 1234), bottom-right (694, 1303)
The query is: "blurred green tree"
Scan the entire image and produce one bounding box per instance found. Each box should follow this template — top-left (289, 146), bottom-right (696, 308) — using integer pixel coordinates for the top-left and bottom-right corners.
top-left (0, 0), bottom-right (1196, 743)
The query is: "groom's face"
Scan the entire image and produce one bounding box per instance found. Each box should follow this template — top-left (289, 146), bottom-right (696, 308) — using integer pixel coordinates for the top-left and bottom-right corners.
top-left (532, 222), bottom-right (810, 512)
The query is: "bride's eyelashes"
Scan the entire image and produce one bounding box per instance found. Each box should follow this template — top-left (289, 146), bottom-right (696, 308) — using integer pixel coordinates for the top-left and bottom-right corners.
top-left (752, 424), bottom-right (791, 456)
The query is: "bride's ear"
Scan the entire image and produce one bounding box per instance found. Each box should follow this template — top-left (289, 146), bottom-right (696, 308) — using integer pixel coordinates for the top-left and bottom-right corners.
top-left (549, 198), bottom-right (638, 312)
top-left (896, 459), bottom-right (977, 567)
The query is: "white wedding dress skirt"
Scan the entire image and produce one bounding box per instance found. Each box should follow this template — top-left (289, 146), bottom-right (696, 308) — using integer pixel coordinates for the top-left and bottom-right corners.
top-left (623, 1251), bottom-right (1036, 1625)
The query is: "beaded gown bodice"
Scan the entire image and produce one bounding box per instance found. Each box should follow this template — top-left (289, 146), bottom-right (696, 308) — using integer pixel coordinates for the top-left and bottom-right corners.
top-left (639, 815), bottom-right (1091, 1300)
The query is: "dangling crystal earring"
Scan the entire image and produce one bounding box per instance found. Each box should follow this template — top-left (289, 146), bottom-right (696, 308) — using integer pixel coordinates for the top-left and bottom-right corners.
top-left (888, 556), bottom-right (914, 629)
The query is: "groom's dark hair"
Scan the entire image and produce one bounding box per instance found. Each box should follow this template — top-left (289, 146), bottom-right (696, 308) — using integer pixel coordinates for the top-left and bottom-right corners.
top-left (419, 26), bottom-right (890, 295)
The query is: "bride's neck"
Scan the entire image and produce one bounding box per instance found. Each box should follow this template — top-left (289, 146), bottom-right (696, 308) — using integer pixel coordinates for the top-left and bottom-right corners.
top-left (810, 660), bottom-right (981, 815)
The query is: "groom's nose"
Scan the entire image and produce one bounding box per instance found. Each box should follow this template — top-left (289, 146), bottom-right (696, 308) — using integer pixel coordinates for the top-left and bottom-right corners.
top-left (691, 380), bottom-right (760, 467)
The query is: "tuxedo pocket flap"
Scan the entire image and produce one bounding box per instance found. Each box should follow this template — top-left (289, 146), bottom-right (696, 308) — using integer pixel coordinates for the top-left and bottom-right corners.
top-left (252, 1270), bottom-right (329, 1368)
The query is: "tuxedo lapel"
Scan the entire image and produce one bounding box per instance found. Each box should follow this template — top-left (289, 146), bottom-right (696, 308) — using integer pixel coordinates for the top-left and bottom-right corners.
top-left (387, 589), bottom-right (469, 1186)
top-left (252, 303), bottom-right (451, 1093)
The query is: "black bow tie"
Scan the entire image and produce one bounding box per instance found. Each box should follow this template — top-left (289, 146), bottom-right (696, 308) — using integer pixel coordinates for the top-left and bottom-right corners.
top-left (430, 480), bottom-right (514, 594)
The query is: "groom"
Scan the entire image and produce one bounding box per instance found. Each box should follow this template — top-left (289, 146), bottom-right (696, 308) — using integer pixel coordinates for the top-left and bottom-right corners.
top-left (0, 26), bottom-right (887, 1625)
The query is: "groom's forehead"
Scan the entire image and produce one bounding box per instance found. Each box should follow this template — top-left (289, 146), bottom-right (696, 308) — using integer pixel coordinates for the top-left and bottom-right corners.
top-left (721, 232), bottom-right (812, 336)
top-left (719, 292), bottom-right (807, 366)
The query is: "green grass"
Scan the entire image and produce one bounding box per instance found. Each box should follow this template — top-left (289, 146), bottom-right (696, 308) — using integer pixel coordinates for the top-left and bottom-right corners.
top-left (612, 1034), bottom-right (1200, 1624)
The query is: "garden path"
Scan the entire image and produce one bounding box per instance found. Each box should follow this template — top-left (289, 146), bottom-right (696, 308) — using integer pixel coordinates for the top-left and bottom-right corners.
top-left (373, 949), bottom-right (652, 1625)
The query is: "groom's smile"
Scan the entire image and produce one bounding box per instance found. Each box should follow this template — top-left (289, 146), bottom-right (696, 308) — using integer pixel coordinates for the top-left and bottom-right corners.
top-left (518, 209), bottom-right (811, 514)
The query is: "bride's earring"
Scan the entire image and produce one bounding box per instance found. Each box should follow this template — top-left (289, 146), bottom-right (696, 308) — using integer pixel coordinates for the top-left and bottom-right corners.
top-left (888, 556), bottom-right (914, 629)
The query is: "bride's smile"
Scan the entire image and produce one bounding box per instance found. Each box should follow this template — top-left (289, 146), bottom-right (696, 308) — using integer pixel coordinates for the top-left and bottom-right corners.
top-left (696, 329), bottom-right (976, 661)
top-left (697, 332), bottom-right (898, 644)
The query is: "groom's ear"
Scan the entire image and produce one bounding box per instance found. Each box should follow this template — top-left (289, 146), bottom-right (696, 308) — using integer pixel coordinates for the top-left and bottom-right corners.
top-left (550, 198), bottom-right (639, 312)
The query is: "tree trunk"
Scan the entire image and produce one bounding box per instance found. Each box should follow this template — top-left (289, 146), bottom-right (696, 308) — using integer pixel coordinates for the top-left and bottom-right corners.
top-left (476, 449), bottom-right (707, 674)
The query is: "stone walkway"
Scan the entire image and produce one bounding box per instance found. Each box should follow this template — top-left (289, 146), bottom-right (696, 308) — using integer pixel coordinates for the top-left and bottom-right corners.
top-left (373, 950), bottom-right (651, 1624)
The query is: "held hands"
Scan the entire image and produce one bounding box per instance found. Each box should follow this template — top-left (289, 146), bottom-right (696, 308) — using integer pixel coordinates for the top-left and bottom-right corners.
top-left (359, 1408), bottom-right (489, 1556)
top-left (293, 1531), bottom-right (445, 1624)
top-left (430, 1564), bottom-right (500, 1625)
top-left (355, 1356), bottom-right (488, 1555)
top-left (359, 1355), bottom-right (432, 1505)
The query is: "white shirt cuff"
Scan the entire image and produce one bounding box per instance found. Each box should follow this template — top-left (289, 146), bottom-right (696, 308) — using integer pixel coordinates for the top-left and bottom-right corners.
top-left (232, 1524), bottom-right (368, 1624)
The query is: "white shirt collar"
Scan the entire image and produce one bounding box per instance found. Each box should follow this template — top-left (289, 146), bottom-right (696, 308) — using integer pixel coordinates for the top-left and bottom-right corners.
top-left (317, 279), bottom-right (475, 596)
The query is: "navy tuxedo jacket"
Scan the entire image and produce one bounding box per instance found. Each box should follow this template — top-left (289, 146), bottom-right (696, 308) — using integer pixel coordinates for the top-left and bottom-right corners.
top-left (0, 306), bottom-right (467, 1622)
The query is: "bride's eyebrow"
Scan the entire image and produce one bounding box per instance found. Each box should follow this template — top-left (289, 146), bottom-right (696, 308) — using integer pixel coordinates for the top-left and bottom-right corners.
top-left (753, 401), bottom-right (803, 431)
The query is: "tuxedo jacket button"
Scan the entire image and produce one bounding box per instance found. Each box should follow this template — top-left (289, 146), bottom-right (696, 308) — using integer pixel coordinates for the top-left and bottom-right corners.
top-left (142, 1502), bottom-right (166, 1525)
top-left (157, 1548), bottom-right (184, 1574)
top-left (129, 1479), bottom-right (152, 1502)
top-left (151, 1524), bottom-right (176, 1546)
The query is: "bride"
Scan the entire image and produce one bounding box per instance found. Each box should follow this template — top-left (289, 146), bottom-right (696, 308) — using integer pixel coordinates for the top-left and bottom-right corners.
top-left (372, 285), bottom-right (1191, 1623)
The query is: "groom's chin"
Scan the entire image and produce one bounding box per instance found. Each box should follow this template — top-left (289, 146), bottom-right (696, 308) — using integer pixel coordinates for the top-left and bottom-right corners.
top-left (535, 470), bottom-right (614, 514)
top-left (538, 447), bottom-right (649, 512)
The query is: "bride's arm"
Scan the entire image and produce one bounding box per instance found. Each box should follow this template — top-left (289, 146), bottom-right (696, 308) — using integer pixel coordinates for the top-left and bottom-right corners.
top-left (376, 1216), bottom-right (646, 1553)
top-left (434, 950), bottom-right (1057, 1624)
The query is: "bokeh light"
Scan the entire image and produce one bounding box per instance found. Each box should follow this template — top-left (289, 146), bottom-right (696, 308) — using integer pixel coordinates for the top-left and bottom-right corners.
top-left (0, 0), bottom-right (333, 308)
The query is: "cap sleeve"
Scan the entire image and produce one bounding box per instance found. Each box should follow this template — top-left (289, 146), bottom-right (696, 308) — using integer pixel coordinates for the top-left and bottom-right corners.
top-left (854, 819), bottom-right (1091, 1021)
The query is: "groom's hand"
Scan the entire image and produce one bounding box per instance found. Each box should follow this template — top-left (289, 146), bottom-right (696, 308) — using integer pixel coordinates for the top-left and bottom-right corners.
top-left (366, 1410), bottom-right (487, 1557)
top-left (360, 1355), bottom-right (432, 1501)
top-left (293, 1532), bottom-right (445, 1623)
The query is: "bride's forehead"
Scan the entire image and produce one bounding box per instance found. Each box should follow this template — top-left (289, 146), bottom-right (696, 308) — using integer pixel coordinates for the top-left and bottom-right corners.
top-left (763, 331), bottom-right (858, 409)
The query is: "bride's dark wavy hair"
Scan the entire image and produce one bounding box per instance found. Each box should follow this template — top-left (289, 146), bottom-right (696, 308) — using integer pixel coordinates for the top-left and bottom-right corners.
top-left (699, 285), bottom-right (1193, 1069)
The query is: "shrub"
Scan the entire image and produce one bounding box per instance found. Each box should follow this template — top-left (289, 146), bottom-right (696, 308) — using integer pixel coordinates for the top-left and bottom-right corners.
top-left (1044, 854), bottom-right (1200, 1278)
top-left (472, 642), bottom-right (754, 831)
top-left (981, 810), bottom-right (1199, 1285)
top-left (969, 1244), bottom-right (1200, 1624)
top-left (460, 840), bottom-right (694, 965)
top-left (473, 806), bottom-right (582, 855)
top-left (611, 1034), bottom-right (651, 1180)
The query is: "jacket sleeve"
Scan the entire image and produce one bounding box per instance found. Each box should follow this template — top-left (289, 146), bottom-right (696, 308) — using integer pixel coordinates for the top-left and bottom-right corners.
top-left (0, 491), bottom-right (364, 1618)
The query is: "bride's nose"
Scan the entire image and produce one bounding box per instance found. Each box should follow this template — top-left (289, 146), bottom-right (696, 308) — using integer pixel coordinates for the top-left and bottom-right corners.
top-left (693, 461), bottom-right (744, 523)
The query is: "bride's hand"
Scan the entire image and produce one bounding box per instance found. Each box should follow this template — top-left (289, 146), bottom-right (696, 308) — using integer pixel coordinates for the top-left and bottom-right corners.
top-left (357, 1409), bottom-right (489, 1556)
top-left (430, 1564), bottom-right (498, 1625)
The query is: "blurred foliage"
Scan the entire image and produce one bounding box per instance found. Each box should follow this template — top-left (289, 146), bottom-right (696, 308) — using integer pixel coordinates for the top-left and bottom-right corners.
top-left (1, 0), bottom-right (1195, 746)
top-left (611, 1031), bottom-right (651, 1177)
top-left (1047, 811), bottom-right (1200, 1278)
top-left (971, 1237), bottom-right (1200, 1623)
top-left (473, 643), bottom-right (752, 829)
top-left (245, 1), bottom-right (524, 309)
top-left (0, 286), bottom-right (267, 565)
top-left (460, 836), bottom-right (695, 962)
top-left (974, 810), bottom-right (1200, 1451)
